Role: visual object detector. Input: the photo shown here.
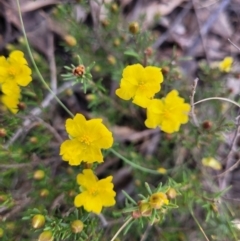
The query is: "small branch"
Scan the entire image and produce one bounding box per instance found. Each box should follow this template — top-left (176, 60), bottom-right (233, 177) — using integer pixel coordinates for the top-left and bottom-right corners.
top-left (189, 207), bottom-right (210, 241)
top-left (3, 197), bottom-right (31, 220)
top-left (4, 82), bottom-right (73, 149)
top-left (216, 159), bottom-right (240, 178)
top-left (228, 38), bottom-right (240, 52)
top-left (31, 116), bottom-right (63, 143)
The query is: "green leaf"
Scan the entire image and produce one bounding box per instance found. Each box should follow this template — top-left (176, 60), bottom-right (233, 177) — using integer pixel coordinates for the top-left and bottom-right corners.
top-left (124, 49), bottom-right (140, 60)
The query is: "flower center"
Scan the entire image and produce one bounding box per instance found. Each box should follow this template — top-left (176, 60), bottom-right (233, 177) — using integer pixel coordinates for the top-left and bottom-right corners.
top-left (163, 109), bottom-right (171, 119)
top-left (79, 135), bottom-right (92, 146)
top-left (8, 67), bottom-right (18, 77)
top-left (138, 82), bottom-right (146, 90)
top-left (88, 187), bottom-right (99, 196)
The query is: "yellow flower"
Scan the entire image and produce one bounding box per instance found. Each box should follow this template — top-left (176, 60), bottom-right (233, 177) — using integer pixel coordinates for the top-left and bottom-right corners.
top-left (149, 192), bottom-right (169, 209)
top-left (74, 169), bottom-right (116, 214)
top-left (60, 114), bottom-right (113, 165)
top-left (202, 157), bottom-right (222, 170)
top-left (0, 50), bottom-right (32, 86)
top-left (115, 64), bottom-right (163, 108)
top-left (145, 90), bottom-right (190, 133)
top-left (0, 51), bottom-right (32, 113)
top-left (219, 56), bottom-right (233, 72)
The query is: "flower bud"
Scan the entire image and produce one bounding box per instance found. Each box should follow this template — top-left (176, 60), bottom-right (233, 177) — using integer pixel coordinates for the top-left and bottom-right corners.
top-left (71, 220), bottom-right (84, 233)
top-left (18, 37), bottom-right (27, 45)
top-left (111, 3), bottom-right (118, 12)
top-left (101, 19), bottom-right (110, 28)
top-left (113, 38), bottom-right (120, 47)
top-left (6, 222), bottom-right (15, 231)
top-left (120, 34), bottom-right (127, 42)
top-left (64, 35), bottom-right (77, 47)
top-left (40, 189), bottom-right (49, 198)
top-left (38, 230), bottom-right (54, 241)
top-left (0, 194), bottom-right (7, 203)
top-left (161, 66), bottom-right (170, 75)
top-left (0, 128), bottom-right (7, 137)
top-left (33, 170), bottom-right (45, 180)
top-left (107, 55), bottom-right (116, 65)
top-left (131, 210), bottom-right (141, 219)
top-left (93, 65), bottom-right (101, 73)
top-left (149, 192), bottom-right (169, 209)
top-left (144, 47), bottom-right (153, 57)
top-left (211, 203), bottom-right (218, 213)
top-left (68, 190), bottom-right (77, 197)
top-left (129, 22), bottom-right (139, 34)
top-left (66, 167), bottom-right (74, 174)
top-left (72, 65), bottom-right (85, 77)
top-left (17, 102), bottom-right (26, 110)
top-left (65, 89), bottom-right (73, 97)
top-left (201, 120), bottom-right (212, 130)
top-left (32, 214), bottom-right (45, 229)
top-left (138, 201), bottom-right (152, 217)
top-left (135, 179), bottom-right (141, 186)
top-left (6, 44), bottom-right (15, 51)
top-left (30, 137), bottom-right (38, 144)
top-left (166, 188), bottom-right (177, 199)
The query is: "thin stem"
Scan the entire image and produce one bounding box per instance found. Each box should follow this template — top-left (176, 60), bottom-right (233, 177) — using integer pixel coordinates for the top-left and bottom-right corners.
top-left (15, 0), bottom-right (74, 118)
top-left (228, 38), bottom-right (240, 52)
top-left (190, 78), bottom-right (199, 127)
top-left (110, 148), bottom-right (160, 175)
top-left (110, 217), bottom-right (133, 241)
top-left (189, 207), bottom-right (210, 241)
top-left (194, 97), bottom-right (240, 108)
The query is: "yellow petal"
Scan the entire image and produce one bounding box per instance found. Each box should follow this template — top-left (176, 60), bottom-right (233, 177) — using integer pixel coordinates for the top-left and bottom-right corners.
top-left (1, 95), bottom-right (19, 114)
top-left (9, 50), bottom-right (28, 65)
top-left (145, 66), bottom-right (163, 84)
top-left (60, 139), bottom-right (84, 166)
top-left (115, 81), bottom-right (138, 100)
top-left (76, 169), bottom-right (98, 187)
top-left (132, 95), bottom-right (151, 108)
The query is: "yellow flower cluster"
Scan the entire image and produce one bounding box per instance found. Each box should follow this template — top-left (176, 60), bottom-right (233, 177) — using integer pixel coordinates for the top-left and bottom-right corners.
top-left (0, 51), bottom-right (32, 113)
top-left (116, 64), bottom-right (190, 133)
top-left (60, 113), bottom-right (116, 213)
